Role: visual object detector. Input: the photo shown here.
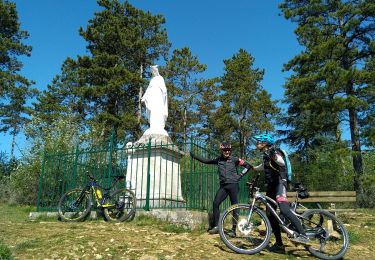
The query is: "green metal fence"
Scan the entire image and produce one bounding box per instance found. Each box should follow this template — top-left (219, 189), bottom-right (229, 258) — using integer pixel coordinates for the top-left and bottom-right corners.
top-left (37, 136), bottom-right (251, 213)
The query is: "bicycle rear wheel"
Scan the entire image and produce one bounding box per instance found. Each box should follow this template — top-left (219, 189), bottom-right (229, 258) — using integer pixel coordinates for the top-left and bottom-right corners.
top-left (103, 188), bottom-right (136, 222)
top-left (301, 209), bottom-right (349, 260)
top-left (219, 204), bottom-right (272, 255)
top-left (58, 188), bottom-right (91, 222)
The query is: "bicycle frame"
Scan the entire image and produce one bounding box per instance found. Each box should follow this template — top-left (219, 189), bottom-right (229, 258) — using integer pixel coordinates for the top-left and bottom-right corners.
top-left (79, 174), bottom-right (123, 208)
top-left (248, 188), bottom-right (299, 237)
top-left (245, 173), bottom-right (322, 237)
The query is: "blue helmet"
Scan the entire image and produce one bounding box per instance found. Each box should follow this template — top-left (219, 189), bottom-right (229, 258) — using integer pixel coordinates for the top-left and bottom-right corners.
top-left (253, 133), bottom-right (275, 145)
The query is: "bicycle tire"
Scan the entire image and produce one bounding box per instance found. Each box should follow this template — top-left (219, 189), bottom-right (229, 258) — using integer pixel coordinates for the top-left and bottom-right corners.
top-left (301, 209), bottom-right (349, 260)
top-left (103, 188), bottom-right (136, 222)
top-left (58, 188), bottom-right (91, 222)
top-left (218, 203), bottom-right (272, 255)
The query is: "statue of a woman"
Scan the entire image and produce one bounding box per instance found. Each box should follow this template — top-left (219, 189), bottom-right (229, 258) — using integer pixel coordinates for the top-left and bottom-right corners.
top-left (141, 65), bottom-right (168, 136)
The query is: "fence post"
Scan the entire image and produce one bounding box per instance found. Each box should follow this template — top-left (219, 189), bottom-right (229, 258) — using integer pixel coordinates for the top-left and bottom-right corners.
top-left (36, 151), bottom-right (46, 211)
top-left (73, 143), bottom-right (79, 188)
top-left (144, 138), bottom-right (152, 211)
top-left (108, 129), bottom-right (115, 177)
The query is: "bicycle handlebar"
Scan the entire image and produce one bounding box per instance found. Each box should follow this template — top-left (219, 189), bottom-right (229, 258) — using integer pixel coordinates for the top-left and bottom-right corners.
top-left (87, 172), bottom-right (95, 181)
top-left (86, 171), bottom-right (125, 181)
top-left (246, 173), bottom-right (261, 197)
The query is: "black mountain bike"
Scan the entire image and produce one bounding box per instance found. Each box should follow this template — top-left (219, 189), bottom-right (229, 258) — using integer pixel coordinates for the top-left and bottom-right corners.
top-left (58, 173), bottom-right (136, 222)
top-left (218, 174), bottom-right (349, 260)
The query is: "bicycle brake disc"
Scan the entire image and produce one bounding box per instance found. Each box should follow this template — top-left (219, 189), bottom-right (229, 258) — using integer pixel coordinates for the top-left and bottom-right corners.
top-left (238, 219), bottom-right (253, 235)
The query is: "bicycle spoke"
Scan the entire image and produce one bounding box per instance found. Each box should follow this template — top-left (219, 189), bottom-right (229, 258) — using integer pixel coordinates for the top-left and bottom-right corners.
top-left (104, 189), bottom-right (136, 222)
top-left (58, 189), bottom-right (90, 221)
top-left (219, 205), bottom-right (270, 254)
top-left (302, 209), bottom-right (349, 259)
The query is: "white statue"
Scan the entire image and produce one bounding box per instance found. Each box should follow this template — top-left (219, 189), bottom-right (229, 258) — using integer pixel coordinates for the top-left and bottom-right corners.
top-left (141, 65), bottom-right (168, 136)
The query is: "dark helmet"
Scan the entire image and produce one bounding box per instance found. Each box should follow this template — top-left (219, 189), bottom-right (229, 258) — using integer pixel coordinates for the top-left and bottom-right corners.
top-left (220, 141), bottom-right (232, 151)
top-left (253, 133), bottom-right (275, 145)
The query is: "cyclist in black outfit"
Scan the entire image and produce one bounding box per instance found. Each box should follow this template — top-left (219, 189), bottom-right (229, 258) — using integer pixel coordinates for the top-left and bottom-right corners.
top-left (190, 141), bottom-right (252, 234)
top-left (253, 133), bottom-right (310, 252)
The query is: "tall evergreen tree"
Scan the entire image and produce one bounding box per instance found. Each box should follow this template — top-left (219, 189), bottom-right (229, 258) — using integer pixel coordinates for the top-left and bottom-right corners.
top-left (0, 0), bottom-right (36, 159)
top-left (34, 0), bottom-right (170, 142)
top-left (33, 58), bottom-right (85, 127)
top-left (215, 49), bottom-right (279, 157)
top-left (279, 69), bottom-right (345, 161)
top-left (195, 77), bottom-right (220, 146)
top-left (163, 47), bottom-right (207, 143)
top-left (360, 54), bottom-right (375, 148)
top-left (279, 0), bottom-right (375, 199)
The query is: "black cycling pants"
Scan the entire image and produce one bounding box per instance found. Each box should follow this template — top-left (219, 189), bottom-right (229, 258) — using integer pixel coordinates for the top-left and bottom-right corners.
top-left (266, 182), bottom-right (305, 246)
top-left (212, 183), bottom-right (239, 227)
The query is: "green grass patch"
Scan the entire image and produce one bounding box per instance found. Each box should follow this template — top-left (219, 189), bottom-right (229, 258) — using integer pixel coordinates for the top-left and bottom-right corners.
top-left (0, 203), bottom-right (35, 223)
top-left (364, 221), bottom-right (375, 227)
top-left (348, 230), bottom-right (361, 244)
top-left (0, 240), bottom-right (13, 260)
top-left (359, 208), bottom-right (375, 216)
top-left (135, 215), bottom-right (189, 233)
top-left (14, 239), bottom-right (42, 252)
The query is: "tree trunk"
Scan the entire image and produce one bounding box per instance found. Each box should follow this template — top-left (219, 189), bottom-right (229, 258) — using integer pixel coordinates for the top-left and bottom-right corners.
top-left (10, 131), bottom-right (16, 161)
top-left (138, 86), bottom-right (143, 124)
top-left (183, 108), bottom-right (187, 144)
top-left (348, 106), bottom-right (364, 202)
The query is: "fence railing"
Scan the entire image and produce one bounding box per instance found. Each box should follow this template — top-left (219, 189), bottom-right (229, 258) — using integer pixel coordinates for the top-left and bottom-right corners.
top-left (37, 136), bottom-right (251, 212)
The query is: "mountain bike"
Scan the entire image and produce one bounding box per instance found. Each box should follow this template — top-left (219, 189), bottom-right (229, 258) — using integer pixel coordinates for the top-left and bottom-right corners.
top-left (218, 174), bottom-right (349, 260)
top-left (58, 173), bottom-right (136, 222)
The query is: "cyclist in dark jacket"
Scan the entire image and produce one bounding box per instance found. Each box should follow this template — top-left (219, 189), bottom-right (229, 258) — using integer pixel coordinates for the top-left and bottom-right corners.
top-left (190, 141), bottom-right (252, 234)
top-left (253, 133), bottom-right (310, 251)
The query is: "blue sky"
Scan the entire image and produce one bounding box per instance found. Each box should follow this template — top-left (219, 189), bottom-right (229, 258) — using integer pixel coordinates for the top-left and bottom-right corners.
top-left (2, 0), bottom-right (305, 157)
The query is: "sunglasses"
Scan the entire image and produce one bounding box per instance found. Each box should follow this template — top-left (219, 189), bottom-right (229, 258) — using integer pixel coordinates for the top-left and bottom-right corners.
top-left (222, 149), bottom-right (231, 152)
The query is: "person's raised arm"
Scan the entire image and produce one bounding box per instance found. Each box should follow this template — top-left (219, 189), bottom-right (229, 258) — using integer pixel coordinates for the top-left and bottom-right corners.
top-left (253, 163), bottom-right (264, 171)
top-left (237, 158), bottom-right (254, 178)
top-left (190, 151), bottom-right (218, 165)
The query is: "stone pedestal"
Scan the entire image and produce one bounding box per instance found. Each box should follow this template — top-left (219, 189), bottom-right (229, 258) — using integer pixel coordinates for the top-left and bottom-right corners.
top-left (126, 134), bottom-right (186, 209)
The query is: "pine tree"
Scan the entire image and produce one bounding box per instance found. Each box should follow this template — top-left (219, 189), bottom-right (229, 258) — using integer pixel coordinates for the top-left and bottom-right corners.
top-left (195, 77), bottom-right (220, 147)
top-left (360, 55), bottom-right (375, 148)
top-left (279, 0), bottom-right (375, 199)
top-left (34, 0), bottom-right (170, 142)
top-left (215, 49), bottom-right (279, 157)
top-left (0, 0), bottom-right (36, 159)
top-left (163, 47), bottom-right (207, 143)
top-left (33, 58), bottom-right (86, 127)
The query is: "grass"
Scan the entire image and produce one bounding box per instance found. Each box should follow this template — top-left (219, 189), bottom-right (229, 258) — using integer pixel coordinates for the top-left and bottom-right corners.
top-left (0, 240), bottom-right (13, 260)
top-left (135, 214), bottom-right (190, 234)
top-left (348, 230), bottom-right (362, 244)
top-left (0, 203), bottom-right (375, 259)
top-left (14, 239), bottom-right (42, 251)
top-left (0, 203), bottom-right (35, 223)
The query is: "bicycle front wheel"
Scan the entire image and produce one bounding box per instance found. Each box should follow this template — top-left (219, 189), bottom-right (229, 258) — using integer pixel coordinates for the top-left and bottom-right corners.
top-left (219, 204), bottom-right (272, 255)
top-left (103, 188), bottom-right (136, 222)
top-left (302, 209), bottom-right (349, 260)
top-left (58, 188), bottom-right (91, 222)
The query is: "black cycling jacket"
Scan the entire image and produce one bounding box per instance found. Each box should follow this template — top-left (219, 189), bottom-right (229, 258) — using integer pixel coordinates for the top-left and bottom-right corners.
top-left (263, 148), bottom-right (287, 185)
top-left (190, 152), bottom-right (251, 184)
